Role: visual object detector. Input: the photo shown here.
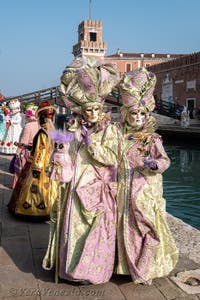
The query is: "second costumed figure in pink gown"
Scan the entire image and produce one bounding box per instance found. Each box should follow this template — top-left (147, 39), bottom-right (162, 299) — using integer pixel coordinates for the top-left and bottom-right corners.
top-left (116, 68), bottom-right (179, 284)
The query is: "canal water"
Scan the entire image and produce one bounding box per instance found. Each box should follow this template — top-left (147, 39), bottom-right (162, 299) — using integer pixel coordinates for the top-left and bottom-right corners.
top-left (163, 140), bottom-right (200, 231)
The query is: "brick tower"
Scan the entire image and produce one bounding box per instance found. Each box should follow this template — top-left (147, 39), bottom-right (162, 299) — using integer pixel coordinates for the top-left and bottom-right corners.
top-left (72, 20), bottom-right (107, 59)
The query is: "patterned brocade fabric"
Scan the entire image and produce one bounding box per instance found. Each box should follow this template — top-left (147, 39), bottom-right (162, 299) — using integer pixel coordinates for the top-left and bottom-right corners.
top-left (43, 120), bottom-right (122, 284)
top-left (116, 130), bottom-right (179, 283)
top-left (8, 129), bottom-right (58, 217)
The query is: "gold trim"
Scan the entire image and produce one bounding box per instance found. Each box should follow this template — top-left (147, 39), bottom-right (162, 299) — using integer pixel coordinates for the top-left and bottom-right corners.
top-left (35, 105), bottom-right (56, 117)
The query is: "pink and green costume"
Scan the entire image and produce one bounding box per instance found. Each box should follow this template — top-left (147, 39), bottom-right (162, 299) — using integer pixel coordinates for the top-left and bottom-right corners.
top-left (116, 68), bottom-right (179, 283)
top-left (43, 57), bottom-right (121, 284)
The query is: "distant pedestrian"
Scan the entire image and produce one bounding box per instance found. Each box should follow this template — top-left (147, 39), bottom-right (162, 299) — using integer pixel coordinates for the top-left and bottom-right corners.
top-left (189, 109), bottom-right (194, 119)
top-left (175, 103), bottom-right (182, 120)
top-left (181, 106), bottom-right (190, 128)
top-left (195, 107), bottom-right (200, 120)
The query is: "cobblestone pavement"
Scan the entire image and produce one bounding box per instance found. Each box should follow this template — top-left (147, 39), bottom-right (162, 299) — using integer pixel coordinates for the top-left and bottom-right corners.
top-left (0, 154), bottom-right (200, 300)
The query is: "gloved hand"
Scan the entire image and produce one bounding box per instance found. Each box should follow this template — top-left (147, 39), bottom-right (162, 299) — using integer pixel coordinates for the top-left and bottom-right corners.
top-left (144, 156), bottom-right (158, 170)
top-left (81, 125), bottom-right (91, 145)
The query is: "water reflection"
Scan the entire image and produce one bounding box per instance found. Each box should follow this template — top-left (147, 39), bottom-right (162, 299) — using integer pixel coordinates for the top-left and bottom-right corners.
top-left (163, 143), bottom-right (200, 230)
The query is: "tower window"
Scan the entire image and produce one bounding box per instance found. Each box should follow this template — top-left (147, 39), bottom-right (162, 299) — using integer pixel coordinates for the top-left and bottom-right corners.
top-left (90, 32), bottom-right (97, 42)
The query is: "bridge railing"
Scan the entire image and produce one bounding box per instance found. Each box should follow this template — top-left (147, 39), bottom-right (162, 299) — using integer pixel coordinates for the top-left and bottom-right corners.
top-left (4, 86), bottom-right (181, 119)
top-left (106, 94), bottom-right (180, 119)
top-left (4, 86), bottom-right (59, 105)
top-left (154, 100), bottom-right (181, 119)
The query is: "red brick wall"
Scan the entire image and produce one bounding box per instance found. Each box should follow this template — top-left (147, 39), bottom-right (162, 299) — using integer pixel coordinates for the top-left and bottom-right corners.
top-left (148, 52), bottom-right (200, 112)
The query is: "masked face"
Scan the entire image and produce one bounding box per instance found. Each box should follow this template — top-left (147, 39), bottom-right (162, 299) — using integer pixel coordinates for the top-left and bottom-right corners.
top-left (82, 105), bottom-right (102, 123)
top-left (126, 108), bottom-right (147, 129)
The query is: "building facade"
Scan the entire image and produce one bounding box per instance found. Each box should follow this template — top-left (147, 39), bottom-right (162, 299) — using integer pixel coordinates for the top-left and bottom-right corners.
top-left (148, 52), bottom-right (200, 118)
top-left (71, 18), bottom-right (187, 119)
top-left (72, 19), bottom-right (184, 77)
top-left (105, 50), bottom-right (183, 78)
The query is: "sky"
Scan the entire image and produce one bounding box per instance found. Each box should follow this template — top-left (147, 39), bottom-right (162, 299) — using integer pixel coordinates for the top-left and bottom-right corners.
top-left (0, 0), bottom-right (200, 97)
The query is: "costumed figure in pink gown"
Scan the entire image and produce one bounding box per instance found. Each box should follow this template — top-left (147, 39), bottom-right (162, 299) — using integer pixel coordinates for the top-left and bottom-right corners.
top-left (116, 68), bottom-right (179, 284)
top-left (43, 57), bottom-right (122, 284)
top-left (11, 103), bottom-right (40, 189)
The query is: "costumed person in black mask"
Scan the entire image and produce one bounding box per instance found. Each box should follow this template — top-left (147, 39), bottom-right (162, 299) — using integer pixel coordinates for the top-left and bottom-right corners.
top-left (8, 101), bottom-right (58, 220)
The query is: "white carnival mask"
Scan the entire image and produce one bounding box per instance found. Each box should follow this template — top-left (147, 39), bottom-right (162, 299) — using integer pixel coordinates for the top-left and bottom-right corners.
top-left (126, 108), bottom-right (147, 129)
top-left (8, 99), bottom-right (21, 111)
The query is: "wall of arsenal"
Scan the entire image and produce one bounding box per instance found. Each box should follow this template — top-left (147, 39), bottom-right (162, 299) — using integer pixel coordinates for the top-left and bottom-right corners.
top-left (148, 52), bottom-right (200, 115)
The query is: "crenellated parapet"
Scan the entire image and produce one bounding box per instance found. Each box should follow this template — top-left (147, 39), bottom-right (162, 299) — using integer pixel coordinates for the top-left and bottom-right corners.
top-left (73, 19), bottom-right (106, 59)
top-left (148, 52), bottom-right (200, 73)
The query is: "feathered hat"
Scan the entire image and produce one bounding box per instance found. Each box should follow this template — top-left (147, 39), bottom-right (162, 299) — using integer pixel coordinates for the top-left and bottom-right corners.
top-left (60, 57), bottom-right (119, 113)
top-left (8, 99), bottom-right (21, 112)
top-left (2, 104), bottom-right (10, 116)
top-left (119, 67), bottom-right (156, 112)
top-left (48, 129), bottom-right (74, 144)
top-left (35, 101), bottom-right (56, 119)
top-left (24, 103), bottom-right (38, 119)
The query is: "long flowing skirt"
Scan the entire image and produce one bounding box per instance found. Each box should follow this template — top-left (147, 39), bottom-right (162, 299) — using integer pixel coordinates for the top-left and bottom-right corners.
top-left (8, 161), bottom-right (58, 219)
